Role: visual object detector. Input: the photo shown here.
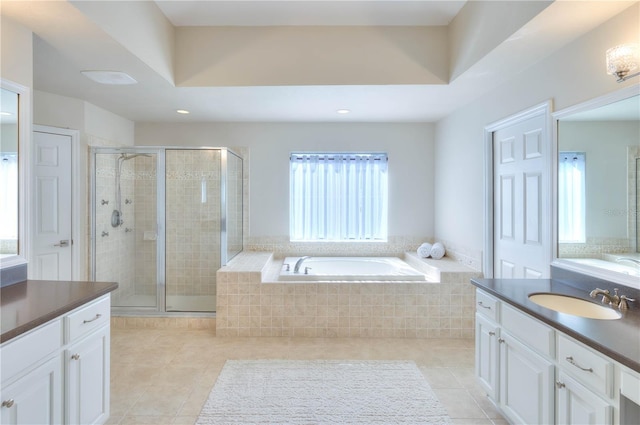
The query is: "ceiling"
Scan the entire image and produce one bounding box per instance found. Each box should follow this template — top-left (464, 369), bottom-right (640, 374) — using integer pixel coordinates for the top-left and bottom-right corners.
top-left (2, 1), bottom-right (636, 123)
top-left (155, 1), bottom-right (466, 27)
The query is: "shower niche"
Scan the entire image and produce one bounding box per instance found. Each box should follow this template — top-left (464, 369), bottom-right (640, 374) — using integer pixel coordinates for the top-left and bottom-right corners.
top-left (91, 147), bottom-right (243, 314)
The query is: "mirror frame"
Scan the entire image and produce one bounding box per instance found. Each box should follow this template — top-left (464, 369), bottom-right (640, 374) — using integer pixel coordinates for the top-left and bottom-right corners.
top-left (0, 79), bottom-right (30, 270)
top-left (552, 83), bottom-right (640, 289)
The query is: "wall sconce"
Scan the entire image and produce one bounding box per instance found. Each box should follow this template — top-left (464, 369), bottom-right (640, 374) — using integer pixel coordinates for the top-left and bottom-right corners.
top-left (606, 43), bottom-right (640, 82)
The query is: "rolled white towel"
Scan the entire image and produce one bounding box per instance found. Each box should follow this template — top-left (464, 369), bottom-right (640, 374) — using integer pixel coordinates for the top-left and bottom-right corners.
top-left (416, 242), bottom-right (432, 258)
top-left (430, 242), bottom-right (446, 259)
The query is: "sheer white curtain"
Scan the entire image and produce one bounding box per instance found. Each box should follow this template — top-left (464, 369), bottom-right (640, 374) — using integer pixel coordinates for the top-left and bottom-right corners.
top-left (558, 152), bottom-right (586, 243)
top-left (290, 153), bottom-right (388, 241)
top-left (0, 154), bottom-right (18, 240)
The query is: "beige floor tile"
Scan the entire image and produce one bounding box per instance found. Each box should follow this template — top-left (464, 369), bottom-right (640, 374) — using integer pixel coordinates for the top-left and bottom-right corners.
top-left (432, 388), bottom-right (488, 419)
top-left (104, 416), bottom-right (123, 425)
top-left (120, 415), bottom-right (176, 425)
top-left (110, 328), bottom-right (504, 424)
top-left (173, 416), bottom-right (198, 425)
top-left (419, 367), bottom-right (464, 389)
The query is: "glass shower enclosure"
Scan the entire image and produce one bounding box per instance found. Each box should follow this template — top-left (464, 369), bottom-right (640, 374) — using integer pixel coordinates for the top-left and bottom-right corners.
top-left (90, 147), bottom-right (243, 314)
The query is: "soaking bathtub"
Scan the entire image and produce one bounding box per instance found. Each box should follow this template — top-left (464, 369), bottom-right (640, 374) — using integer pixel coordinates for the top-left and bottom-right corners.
top-left (279, 256), bottom-right (426, 281)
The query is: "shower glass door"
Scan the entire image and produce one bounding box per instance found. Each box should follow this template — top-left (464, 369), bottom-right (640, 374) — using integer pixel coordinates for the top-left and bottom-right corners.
top-left (165, 149), bottom-right (220, 312)
top-left (93, 150), bottom-right (158, 308)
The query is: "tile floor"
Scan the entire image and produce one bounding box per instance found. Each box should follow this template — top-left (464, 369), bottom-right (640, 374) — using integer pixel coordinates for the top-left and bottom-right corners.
top-left (108, 328), bottom-right (508, 425)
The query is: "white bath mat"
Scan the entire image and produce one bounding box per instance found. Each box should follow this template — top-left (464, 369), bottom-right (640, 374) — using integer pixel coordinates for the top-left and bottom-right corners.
top-left (196, 360), bottom-right (451, 425)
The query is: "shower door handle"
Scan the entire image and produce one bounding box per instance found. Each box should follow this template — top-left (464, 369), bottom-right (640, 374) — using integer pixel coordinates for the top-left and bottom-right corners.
top-left (54, 239), bottom-right (70, 247)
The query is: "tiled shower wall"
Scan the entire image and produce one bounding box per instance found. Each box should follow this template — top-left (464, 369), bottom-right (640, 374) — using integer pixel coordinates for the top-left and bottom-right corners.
top-left (133, 155), bottom-right (157, 296)
top-left (165, 149), bottom-right (221, 297)
top-left (226, 152), bottom-right (243, 258)
top-left (95, 154), bottom-right (137, 305)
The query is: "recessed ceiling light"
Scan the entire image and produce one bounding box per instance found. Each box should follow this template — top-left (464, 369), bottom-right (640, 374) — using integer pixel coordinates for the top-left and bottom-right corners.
top-left (336, 109), bottom-right (351, 114)
top-left (81, 70), bottom-right (137, 85)
top-left (176, 109), bottom-right (190, 114)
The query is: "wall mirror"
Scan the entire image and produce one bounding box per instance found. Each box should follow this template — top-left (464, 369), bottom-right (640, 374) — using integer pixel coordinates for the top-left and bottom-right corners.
top-left (0, 79), bottom-right (30, 270)
top-left (553, 84), bottom-right (640, 289)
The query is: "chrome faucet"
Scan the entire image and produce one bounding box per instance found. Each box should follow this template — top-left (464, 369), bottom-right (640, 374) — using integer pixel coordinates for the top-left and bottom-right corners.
top-left (590, 288), bottom-right (636, 311)
top-left (616, 257), bottom-right (640, 266)
top-left (294, 256), bottom-right (311, 273)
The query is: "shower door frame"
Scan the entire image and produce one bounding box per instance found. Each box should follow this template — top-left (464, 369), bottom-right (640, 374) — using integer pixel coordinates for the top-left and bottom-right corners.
top-left (90, 146), bottom-right (243, 316)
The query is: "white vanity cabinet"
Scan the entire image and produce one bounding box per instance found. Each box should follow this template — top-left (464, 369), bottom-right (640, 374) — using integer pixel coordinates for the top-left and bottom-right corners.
top-left (65, 295), bottom-right (111, 425)
top-left (475, 313), bottom-right (500, 400)
top-left (555, 334), bottom-right (614, 425)
top-left (499, 330), bottom-right (554, 424)
top-left (0, 294), bottom-right (111, 425)
top-left (66, 326), bottom-right (110, 425)
top-left (0, 355), bottom-right (63, 425)
top-left (475, 290), bottom-right (555, 425)
top-left (0, 320), bottom-right (63, 425)
top-left (474, 287), bottom-right (634, 425)
top-left (556, 370), bottom-right (612, 425)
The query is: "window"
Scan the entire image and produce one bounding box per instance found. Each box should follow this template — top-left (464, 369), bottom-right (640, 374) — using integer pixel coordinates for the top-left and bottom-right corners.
top-left (558, 152), bottom-right (586, 243)
top-left (290, 153), bottom-right (388, 241)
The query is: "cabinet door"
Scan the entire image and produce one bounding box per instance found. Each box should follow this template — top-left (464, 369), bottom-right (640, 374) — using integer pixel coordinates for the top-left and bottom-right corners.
top-left (475, 313), bottom-right (500, 400)
top-left (556, 371), bottom-right (612, 425)
top-left (0, 356), bottom-right (62, 425)
top-left (499, 331), bottom-right (554, 425)
top-left (66, 325), bottom-right (110, 425)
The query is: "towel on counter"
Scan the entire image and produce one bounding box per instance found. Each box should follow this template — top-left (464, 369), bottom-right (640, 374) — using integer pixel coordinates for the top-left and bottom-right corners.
top-left (430, 242), bottom-right (446, 260)
top-left (417, 243), bottom-right (432, 258)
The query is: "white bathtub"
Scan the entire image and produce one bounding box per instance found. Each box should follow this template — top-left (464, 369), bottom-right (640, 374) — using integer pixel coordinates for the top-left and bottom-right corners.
top-left (279, 256), bottom-right (426, 281)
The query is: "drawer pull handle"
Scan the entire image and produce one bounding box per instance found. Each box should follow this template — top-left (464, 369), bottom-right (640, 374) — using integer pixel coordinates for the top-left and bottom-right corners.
top-left (83, 313), bottom-right (102, 324)
top-left (477, 301), bottom-right (491, 309)
top-left (488, 331), bottom-right (496, 336)
top-left (2, 399), bottom-right (14, 408)
top-left (555, 381), bottom-right (566, 389)
top-left (566, 356), bottom-right (593, 372)
top-left (71, 353), bottom-right (80, 360)
top-left (498, 338), bottom-right (505, 344)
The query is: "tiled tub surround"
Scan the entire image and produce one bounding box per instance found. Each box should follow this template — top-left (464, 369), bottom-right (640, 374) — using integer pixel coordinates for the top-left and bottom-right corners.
top-left (248, 236), bottom-right (483, 271)
top-left (216, 251), bottom-right (481, 338)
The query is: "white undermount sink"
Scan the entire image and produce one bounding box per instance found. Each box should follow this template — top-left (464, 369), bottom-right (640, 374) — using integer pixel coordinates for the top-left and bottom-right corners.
top-left (528, 293), bottom-right (622, 320)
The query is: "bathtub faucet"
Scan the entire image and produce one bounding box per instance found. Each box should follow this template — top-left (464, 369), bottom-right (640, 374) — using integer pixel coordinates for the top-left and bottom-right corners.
top-left (294, 256), bottom-right (312, 273)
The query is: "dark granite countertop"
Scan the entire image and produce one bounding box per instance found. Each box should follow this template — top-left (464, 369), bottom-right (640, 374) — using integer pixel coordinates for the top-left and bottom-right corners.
top-left (471, 278), bottom-right (640, 373)
top-left (1, 280), bottom-right (118, 344)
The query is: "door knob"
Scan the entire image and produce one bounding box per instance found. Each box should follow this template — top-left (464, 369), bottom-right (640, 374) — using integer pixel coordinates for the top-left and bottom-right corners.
top-left (54, 240), bottom-right (70, 247)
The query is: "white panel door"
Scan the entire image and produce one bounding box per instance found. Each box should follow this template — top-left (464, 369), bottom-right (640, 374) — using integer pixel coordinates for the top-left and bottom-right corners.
top-left (493, 110), bottom-right (549, 278)
top-left (32, 130), bottom-right (72, 280)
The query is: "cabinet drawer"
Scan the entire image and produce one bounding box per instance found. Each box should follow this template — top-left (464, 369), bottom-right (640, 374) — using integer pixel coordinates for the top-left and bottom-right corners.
top-left (64, 295), bottom-right (110, 344)
top-left (501, 303), bottom-right (554, 358)
top-left (476, 289), bottom-right (499, 322)
top-left (621, 369), bottom-right (640, 406)
top-left (1, 319), bottom-right (62, 385)
top-left (557, 334), bottom-right (613, 399)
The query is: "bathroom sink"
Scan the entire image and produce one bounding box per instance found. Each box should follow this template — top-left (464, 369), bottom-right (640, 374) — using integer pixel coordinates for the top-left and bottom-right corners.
top-left (528, 293), bottom-right (622, 320)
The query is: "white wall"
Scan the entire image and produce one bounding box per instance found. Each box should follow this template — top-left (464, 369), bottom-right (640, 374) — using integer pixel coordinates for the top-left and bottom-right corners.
top-left (1, 16), bottom-right (33, 88)
top-left (135, 122), bottom-right (434, 240)
top-left (433, 3), bottom-right (639, 260)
